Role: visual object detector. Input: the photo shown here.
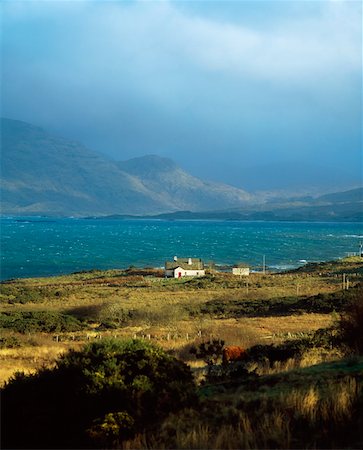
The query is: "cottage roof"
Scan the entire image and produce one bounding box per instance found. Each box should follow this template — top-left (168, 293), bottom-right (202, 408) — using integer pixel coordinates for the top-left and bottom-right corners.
top-left (233, 263), bottom-right (249, 268)
top-left (165, 258), bottom-right (204, 270)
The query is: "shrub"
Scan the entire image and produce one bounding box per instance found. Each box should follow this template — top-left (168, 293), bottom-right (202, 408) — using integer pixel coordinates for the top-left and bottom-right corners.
top-left (246, 327), bottom-right (339, 366)
top-left (0, 284), bottom-right (69, 304)
top-left (1, 339), bottom-right (197, 449)
top-left (0, 311), bottom-right (84, 333)
top-left (86, 411), bottom-right (135, 448)
top-left (98, 303), bottom-right (134, 327)
top-left (0, 335), bottom-right (21, 349)
top-left (190, 339), bottom-right (225, 366)
top-left (189, 287), bottom-right (362, 319)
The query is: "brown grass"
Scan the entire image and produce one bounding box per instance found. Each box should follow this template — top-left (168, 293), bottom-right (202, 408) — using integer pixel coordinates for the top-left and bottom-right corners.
top-left (0, 340), bottom-right (82, 386)
top-left (122, 375), bottom-right (362, 449)
top-left (0, 311), bottom-right (334, 386)
top-left (1, 260), bottom-right (361, 387)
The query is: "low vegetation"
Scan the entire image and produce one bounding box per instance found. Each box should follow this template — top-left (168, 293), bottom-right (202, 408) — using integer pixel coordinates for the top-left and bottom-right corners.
top-left (2, 339), bottom-right (196, 449)
top-left (0, 310), bottom-right (85, 334)
top-left (1, 258), bottom-right (363, 448)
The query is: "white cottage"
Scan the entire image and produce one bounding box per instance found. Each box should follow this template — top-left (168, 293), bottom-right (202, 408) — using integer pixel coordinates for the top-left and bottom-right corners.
top-left (165, 257), bottom-right (205, 278)
top-left (232, 263), bottom-right (250, 276)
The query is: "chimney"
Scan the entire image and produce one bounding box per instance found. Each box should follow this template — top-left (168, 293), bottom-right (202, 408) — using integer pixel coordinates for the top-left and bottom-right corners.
top-left (188, 258), bottom-right (192, 265)
top-left (173, 256), bottom-right (178, 261)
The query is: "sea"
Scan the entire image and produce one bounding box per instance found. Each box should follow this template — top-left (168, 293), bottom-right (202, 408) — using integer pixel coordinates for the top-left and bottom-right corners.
top-left (1, 217), bottom-right (362, 281)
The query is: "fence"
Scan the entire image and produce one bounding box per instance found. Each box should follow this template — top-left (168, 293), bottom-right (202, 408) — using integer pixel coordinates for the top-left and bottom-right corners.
top-left (53, 329), bottom-right (205, 343)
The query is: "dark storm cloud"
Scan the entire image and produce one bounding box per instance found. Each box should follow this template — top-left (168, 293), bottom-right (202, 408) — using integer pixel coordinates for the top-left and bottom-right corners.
top-left (1, 0), bottom-right (362, 191)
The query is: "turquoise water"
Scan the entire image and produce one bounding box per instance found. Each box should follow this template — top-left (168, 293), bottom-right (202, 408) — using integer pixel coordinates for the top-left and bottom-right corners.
top-left (1, 217), bottom-right (362, 280)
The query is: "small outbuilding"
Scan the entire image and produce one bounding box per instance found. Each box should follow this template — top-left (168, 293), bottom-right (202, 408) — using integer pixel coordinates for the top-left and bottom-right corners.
top-left (232, 263), bottom-right (250, 276)
top-left (165, 256), bottom-right (205, 278)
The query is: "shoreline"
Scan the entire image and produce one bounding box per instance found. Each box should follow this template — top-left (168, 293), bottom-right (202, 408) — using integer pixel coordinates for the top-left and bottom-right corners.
top-left (2, 256), bottom-right (362, 283)
top-left (1, 215), bottom-right (362, 224)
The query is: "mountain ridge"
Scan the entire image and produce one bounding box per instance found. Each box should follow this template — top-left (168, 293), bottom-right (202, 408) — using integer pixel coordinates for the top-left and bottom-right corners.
top-left (0, 118), bottom-right (253, 216)
top-left (93, 187), bottom-right (362, 222)
top-left (2, 118), bottom-right (361, 220)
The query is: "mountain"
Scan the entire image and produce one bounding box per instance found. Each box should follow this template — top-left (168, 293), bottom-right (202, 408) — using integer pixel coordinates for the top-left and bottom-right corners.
top-left (117, 155), bottom-right (252, 212)
top-left (0, 118), bottom-right (252, 216)
top-left (318, 188), bottom-right (363, 204)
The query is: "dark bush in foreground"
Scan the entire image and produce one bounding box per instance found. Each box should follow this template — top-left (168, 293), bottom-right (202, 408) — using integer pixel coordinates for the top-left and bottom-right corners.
top-left (1, 339), bottom-right (197, 449)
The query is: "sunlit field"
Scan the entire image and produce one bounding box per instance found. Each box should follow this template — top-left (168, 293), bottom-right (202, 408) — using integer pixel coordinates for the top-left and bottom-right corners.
top-left (1, 257), bottom-right (363, 448)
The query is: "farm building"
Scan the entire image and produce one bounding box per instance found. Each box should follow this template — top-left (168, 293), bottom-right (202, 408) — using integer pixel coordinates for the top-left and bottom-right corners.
top-left (165, 256), bottom-right (205, 278)
top-left (232, 263), bottom-right (250, 276)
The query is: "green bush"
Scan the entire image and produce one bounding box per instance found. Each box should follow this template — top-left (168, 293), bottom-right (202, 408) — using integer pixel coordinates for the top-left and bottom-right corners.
top-left (0, 284), bottom-right (68, 304)
top-left (0, 335), bottom-right (21, 349)
top-left (189, 287), bottom-right (361, 319)
top-left (246, 327), bottom-right (339, 365)
top-left (0, 311), bottom-right (84, 333)
top-left (295, 289), bottom-right (358, 313)
top-left (1, 339), bottom-right (197, 449)
top-left (190, 339), bottom-right (225, 366)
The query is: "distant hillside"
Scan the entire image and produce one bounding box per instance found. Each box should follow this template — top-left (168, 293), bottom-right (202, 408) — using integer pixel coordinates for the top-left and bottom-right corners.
top-left (0, 118), bottom-right (252, 216)
top-left (318, 188), bottom-right (363, 204)
top-left (139, 187), bottom-right (363, 222)
top-left (117, 155), bottom-right (252, 212)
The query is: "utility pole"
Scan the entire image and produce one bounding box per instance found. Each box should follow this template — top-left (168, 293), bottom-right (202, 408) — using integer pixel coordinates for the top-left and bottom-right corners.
top-left (342, 273), bottom-right (346, 290)
top-left (262, 255), bottom-right (266, 274)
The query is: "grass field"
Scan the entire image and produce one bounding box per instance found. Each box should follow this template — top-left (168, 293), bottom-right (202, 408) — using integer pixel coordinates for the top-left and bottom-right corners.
top-left (1, 258), bottom-right (363, 448)
top-left (1, 258), bottom-right (362, 385)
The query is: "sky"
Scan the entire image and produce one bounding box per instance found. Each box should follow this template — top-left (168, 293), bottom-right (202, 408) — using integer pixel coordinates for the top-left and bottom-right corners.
top-left (1, 0), bottom-right (362, 192)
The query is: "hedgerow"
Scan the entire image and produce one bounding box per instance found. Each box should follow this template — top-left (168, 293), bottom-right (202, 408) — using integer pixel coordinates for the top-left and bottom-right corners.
top-left (0, 311), bottom-right (84, 333)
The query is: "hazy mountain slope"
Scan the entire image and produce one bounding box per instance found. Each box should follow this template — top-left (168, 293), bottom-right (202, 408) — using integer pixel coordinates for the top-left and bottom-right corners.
top-left (1, 118), bottom-right (252, 215)
top-left (117, 155), bottom-right (252, 211)
top-left (1, 119), bottom-right (165, 215)
top-left (318, 188), bottom-right (363, 204)
top-left (142, 187), bottom-right (363, 222)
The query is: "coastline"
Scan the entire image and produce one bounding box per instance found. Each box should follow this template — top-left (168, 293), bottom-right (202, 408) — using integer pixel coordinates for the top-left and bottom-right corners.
top-left (1, 217), bottom-right (362, 282)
